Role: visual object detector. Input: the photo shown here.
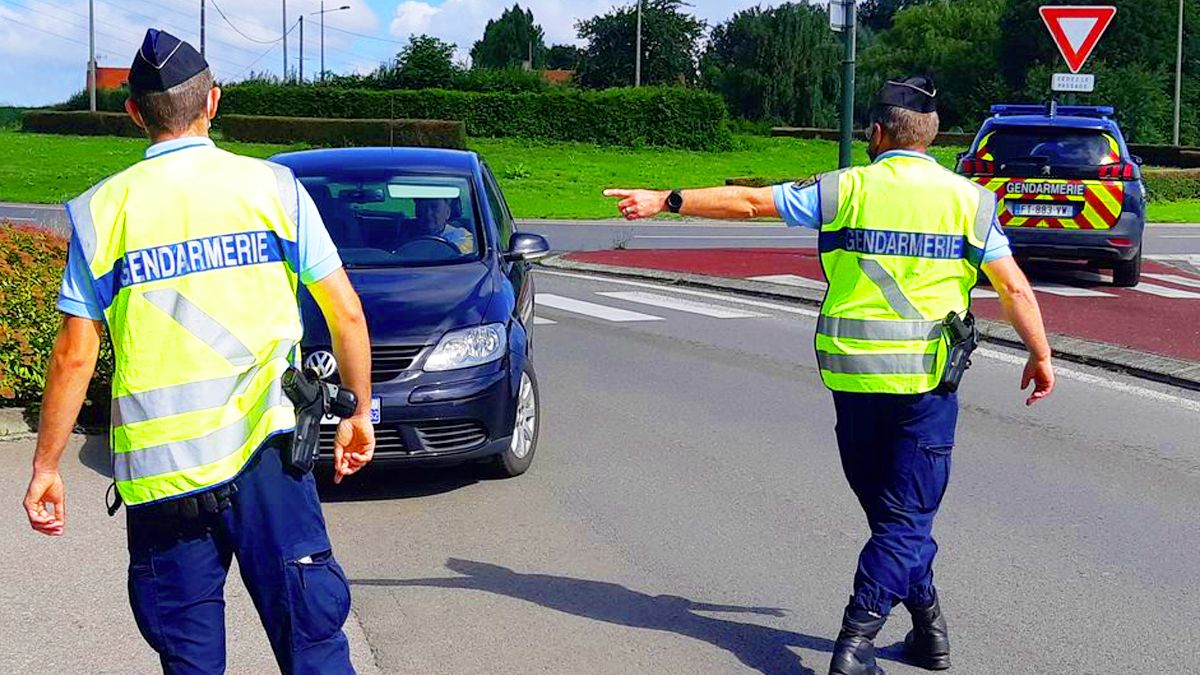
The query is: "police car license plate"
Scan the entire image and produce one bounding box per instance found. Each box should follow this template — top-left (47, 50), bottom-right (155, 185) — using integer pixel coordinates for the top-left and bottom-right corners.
top-left (321, 397), bottom-right (381, 425)
top-left (1011, 202), bottom-right (1074, 218)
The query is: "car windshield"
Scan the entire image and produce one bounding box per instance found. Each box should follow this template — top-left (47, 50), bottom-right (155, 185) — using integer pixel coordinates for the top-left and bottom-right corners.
top-left (981, 128), bottom-right (1120, 167)
top-left (298, 173), bottom-right (480, 268)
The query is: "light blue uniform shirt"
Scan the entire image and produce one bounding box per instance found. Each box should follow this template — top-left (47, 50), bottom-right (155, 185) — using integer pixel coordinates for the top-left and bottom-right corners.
top-left (771, 149), bottom-right (1013, 263)
top-left (58, 137), bottom-right (342, 320)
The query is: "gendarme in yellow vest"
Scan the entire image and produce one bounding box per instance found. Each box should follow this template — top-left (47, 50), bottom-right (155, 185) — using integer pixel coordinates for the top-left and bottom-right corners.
top-left (815, 153), bottom-right (996, 394)
top-left (66, 144), bottom-right (304, 506)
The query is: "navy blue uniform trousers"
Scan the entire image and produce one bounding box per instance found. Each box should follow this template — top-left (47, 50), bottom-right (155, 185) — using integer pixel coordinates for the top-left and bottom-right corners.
top-left (126, 438), bottom-right (354, 675)
top-left (833, 390), bottom-right (958, 616)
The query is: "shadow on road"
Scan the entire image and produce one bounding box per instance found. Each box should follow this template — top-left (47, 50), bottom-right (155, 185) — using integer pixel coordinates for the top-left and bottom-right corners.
top-left (350, 558), bottom-right (860, 675)
top-left (316, 464), bottom-right (483, 502)
top-left (77, 434), bottom-right (111, 478)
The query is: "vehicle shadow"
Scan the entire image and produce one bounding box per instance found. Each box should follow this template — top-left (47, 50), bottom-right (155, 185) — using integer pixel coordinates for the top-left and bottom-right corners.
top-left (316, 464), bottom-right (484, 502)
top-left (349, 557), bottom-right (881, 675)
top-left (77, 433), bottom-right (112, 478)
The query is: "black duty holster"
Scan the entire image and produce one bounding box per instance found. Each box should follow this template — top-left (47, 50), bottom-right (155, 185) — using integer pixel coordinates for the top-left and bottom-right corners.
top-left (939, 311), bottom-right (979, 393)
top-left (281, 366), bottom-right (358, 475)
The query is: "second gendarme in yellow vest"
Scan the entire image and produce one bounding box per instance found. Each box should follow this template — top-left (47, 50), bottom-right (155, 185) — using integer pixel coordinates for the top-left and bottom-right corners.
top-left (67, 145), bottom-right (304, 506)
top-left (815, 153), bottom-right (996, 394)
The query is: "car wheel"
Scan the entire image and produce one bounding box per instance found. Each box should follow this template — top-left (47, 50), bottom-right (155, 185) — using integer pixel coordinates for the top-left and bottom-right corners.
top-left (489, 361), bottom-right (539, 478)
top-left (1113, 250), bottom-right (1142, 288)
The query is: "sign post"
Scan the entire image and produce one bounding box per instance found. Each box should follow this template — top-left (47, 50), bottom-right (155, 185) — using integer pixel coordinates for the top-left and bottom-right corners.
top-left (830, 0), bottom-right (856, 169)
top-left (1040, 5), bottom-right (1116, 96)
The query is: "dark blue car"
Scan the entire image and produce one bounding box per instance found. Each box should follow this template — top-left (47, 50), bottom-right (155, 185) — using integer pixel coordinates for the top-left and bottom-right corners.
top-left (272, 148), bottom-right (549, 477)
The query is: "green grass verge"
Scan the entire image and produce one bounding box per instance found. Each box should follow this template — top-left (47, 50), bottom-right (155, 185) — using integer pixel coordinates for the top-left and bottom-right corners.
top-left (2, 129), bottom-right (1197, 223)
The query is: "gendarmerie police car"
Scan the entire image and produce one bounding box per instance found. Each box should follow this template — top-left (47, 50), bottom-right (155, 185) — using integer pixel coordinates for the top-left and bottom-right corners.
top-left (956, 103), bottom-right (1147, 286)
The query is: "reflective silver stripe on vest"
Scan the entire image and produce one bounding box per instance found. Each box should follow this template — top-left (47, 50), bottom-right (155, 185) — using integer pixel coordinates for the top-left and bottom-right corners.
top-left (817, 316), bottom-right (942, 341)
top-left (819, 170), bottom-right (847, 225)
top-left (113, 384), bottom-right (287, 482)
top-left (65, 178), bottom-right (110, 262)
top-left (817, 352), bottom-right (937, 375)
top-left (143, 289), bottom-right (256, 367)
top-left (111, 341), bottom-right (293, 427)
top-left (972, 183), bottom-right (997, 244)
top-left (265, 161), bottom-right (299, 226)
top-left (858, 259), bottom-right (924, 320)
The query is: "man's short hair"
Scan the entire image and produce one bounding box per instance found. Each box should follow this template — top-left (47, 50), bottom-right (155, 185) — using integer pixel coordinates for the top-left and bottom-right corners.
top-left (130, 68), bottom-right (213, 135)
top-left (872, 104), bottom-right (940, 148)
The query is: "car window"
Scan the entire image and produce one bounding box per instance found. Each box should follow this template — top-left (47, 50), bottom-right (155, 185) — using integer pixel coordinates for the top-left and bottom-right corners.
top-left (300, 173), bottom-right (480, 268)
top-left (481, 165), bottom-right (515, 250)
top-left (978, 128), bottom-right (1120, 167)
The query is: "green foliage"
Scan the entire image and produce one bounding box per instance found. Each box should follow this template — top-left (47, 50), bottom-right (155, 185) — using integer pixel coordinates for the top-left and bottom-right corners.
top-left (861, 0), bottom-right (1007, 131)
top-left (1142, 168), bottom-right (1200, 202)
top-left (546, 44), bottom-right (583, 70)
top-left (221, 84), bottom-right (733, 150)
top-left (0, 225), bottom-right (113, 406)
top-left (702, 3), bottom-right (841, 128)
top-left (220, 115), bottom-right (466, 149)
top-left (453, 68), bottom-right (549, 93)
top-left (22, 111), bottom-right (145, 137)
top-left (858, 0), bottom-right (936, 31)
top-left (57, 87), bottom-right (128, 113)
top-left (471, 4), bottom-right (547, 69)
top-left (576, 0), bottom-right (706, 88)
top-left (1021, 62), bottom-right (1173, 144)
top-left (374, 35), bottom-right (461, 90)
top-left (0, 107), bottom-right (28, 129)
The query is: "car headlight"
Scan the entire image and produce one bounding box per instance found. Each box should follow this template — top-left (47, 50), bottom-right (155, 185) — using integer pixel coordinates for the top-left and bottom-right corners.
top-left (423, 323), bottom-right (507, 372)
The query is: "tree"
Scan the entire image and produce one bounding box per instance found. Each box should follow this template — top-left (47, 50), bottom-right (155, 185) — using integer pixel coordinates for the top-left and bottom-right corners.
top-left (701, 3), bottom-right (841, 127)
top-left (576, 0), bottom-right (706, 88)
top-left (546, 44), bottom-right (583, 71)
top-left (470, 4), bottom-right (547, 70)
top-left (859, 0), bottom-right (935, 31)
top-left (376, 35), bottom-right (460, 90)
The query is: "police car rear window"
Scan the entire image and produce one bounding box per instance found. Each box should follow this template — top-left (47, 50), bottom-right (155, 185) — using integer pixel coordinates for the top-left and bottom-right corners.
top-left (980, 128), bottom-right (1119, 167)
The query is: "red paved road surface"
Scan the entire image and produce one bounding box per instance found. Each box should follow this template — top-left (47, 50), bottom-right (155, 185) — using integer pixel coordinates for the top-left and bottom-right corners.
top-left (568, 248), bottom-right (1200, 362)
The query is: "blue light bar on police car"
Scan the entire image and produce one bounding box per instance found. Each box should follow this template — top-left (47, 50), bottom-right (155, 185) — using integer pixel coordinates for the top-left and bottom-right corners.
top-left (990, 104), bottom-right (1113, 118)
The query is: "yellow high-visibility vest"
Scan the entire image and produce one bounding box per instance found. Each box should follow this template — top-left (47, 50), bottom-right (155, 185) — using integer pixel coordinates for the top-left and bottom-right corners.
top-left (815, 154), bottom-right (995, 394)
top-left (66, 144), bottom-right (304, 506)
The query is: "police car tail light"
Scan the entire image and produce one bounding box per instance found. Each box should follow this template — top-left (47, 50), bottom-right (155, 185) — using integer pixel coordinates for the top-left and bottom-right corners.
top-left (1099, 163), bottom-right (1136, 180)
top-left (959, 159), bottom-right (995, 176)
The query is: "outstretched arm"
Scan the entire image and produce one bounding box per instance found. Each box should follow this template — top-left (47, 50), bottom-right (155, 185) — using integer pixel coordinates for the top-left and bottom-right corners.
top-left (981, 256), bottom-right (1054, 406)
top-left (604, 187), bottom-right (780, 221)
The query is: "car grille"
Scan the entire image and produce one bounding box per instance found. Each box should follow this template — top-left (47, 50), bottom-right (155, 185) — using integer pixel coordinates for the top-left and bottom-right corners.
top-left (372, 345), bottom-right (425, 382)
top-left (413, 420), bottom-right (489, 453)
top-left (319, 426), bottom-right (408, 458)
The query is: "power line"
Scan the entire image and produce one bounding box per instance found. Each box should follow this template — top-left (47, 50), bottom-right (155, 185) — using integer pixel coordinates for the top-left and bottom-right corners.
top-left (230, 41), bottom-right (281, 81)
top-left (323, 23), bottom-right (408, 46)
top-left (0, 8), bottom-right (90, 47)
top-left (210, 0), bottom-right (294, 44)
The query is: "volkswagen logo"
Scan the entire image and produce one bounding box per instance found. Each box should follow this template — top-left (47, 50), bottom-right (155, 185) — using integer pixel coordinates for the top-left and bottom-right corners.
top-left (304, 351), bottom-right (338, 379)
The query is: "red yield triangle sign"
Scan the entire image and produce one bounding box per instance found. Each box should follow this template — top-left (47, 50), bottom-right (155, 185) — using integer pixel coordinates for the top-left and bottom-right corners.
top-left (1040, 5), bottom-right (1117, 73)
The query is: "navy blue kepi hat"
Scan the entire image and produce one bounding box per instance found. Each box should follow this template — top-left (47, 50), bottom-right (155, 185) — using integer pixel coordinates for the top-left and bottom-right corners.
top-left (129, 29), bottom-right (208, 93)
top-left (877, 76), bottom-right (938, 114)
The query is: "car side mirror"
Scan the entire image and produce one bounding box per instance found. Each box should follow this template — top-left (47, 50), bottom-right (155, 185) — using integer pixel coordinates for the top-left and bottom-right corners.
top-left (1130, 155), bottom-right (1144, 166)
top-left (504, 232), bottom-right (550, 262)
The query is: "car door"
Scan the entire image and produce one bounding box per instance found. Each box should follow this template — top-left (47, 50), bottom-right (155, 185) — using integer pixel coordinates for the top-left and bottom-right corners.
top-left (481, 163), bottom-right (534, 329)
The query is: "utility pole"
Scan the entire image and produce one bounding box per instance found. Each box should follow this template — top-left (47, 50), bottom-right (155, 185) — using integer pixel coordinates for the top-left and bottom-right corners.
top-left (88, 0), bottom-right (96, 112)
top-left (200, 0), bottom-right (206, 59)
top-left (635, 0), bottom-right (643, 87)
top-left (1174, 0), bottom-right (1184, 145)
top-left (321, 1), bottom-right (326, 81)
top-left (837, 0), bottom-right (857, 169)
top-left (283, 0), bottom-right (288, 81)
top-left (299, 15), bottom-right (304, 83)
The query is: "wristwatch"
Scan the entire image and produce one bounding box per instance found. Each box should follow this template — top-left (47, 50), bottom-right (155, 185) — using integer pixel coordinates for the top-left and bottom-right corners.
top-left (666, 190), bottom-right (684, 214)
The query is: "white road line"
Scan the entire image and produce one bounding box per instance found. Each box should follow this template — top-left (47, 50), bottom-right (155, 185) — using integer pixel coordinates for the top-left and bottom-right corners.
top-left (971, 288), bottom-right (1000, 298)
top-left (536, 293), bottom-right (664, 322)
top-left (633, 235), bottom-right (813, 240)
top-left (1032, 283), bottom-right (1116, 298)
top-left (533, 317), bottom-right (556, 325)
top-left (539, 270), bottom-right (821, 317)
top-left (1128, 282), bottom-right (1200, 299)
top-left (749, 274), bottom-right (827, 290)
top-left (1143, 273), bottom-right (1200, 289)
top-left (976, 348), bottom-right (1200, 413)
top-left (1160, 235), bottom-right (1200, 239)
top-left (596, 291), bottom-right (767, 319)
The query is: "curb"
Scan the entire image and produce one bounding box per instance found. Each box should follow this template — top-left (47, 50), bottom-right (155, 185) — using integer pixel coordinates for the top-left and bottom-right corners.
top-left (0, 407), bottom-right (35, 443)
top-left (540, 255), bottom-right (1200, 392)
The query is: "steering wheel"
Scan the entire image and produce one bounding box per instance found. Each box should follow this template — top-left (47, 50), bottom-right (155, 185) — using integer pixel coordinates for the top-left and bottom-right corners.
top-left (393, 235), bottom-right (461, 259)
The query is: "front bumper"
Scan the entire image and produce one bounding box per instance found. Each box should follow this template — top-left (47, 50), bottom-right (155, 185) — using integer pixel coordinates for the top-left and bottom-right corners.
top-left (1006, 211), bottom-right (1144, 263)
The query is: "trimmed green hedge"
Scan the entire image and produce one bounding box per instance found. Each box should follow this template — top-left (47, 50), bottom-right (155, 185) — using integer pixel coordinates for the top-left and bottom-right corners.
top-left (22, 111), bottom-right (144, 137)
top-left (221, 85), bottom-right (733, 150)
top-left (221, 115), bottom-right (467, 149)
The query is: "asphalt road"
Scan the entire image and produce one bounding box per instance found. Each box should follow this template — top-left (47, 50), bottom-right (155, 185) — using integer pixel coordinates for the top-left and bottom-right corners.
top-left (3, 201), bottom-right (1200, 255)
top-left (4, 270), bottom-right (1199, 674)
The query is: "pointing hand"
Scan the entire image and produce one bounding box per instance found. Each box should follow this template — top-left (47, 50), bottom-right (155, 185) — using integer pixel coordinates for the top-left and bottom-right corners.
top-left (604, 189), bottom-right (670, 221)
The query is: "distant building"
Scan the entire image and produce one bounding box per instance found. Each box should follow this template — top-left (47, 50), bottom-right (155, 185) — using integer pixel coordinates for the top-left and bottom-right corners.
top-left (93, 67), bottom-right (130, 91)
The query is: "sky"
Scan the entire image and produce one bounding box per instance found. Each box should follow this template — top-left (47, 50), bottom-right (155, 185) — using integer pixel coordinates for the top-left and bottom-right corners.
top-left (0, 0), bottom-right (790, 106)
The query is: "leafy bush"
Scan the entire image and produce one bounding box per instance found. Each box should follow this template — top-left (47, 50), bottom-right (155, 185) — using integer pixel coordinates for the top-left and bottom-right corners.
top-left (57, 87), bottom-right (128, 113)
top-left (221, 84), bottom-right (733, 150)
top-left (221, 115), bottom-right (467, 149)
top-left (1142, 168), bottom-right (1200, 202)
top-left (453, 68), bottom-right (550, 93)
top-left (22, 111), bottom-right (144, 137)
top-left (0, 107), bottom-right (29, 129)
top-left (0, 225), bottom-right (113, 406)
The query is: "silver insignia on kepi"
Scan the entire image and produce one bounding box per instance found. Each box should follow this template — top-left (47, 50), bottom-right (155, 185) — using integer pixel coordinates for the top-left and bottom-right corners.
top-left (304, 351), bottom-right (338, 379)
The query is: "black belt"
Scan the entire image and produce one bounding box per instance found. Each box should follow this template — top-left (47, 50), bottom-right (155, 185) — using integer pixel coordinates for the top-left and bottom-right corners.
top-left (124, 482), bottom-right (240, 523)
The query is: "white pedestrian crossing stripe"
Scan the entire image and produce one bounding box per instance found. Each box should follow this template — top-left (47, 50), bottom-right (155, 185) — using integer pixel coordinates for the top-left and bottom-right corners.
top-left (1032, 283), bottom-right (1116, 298)
top-left (595, 291), bottom-right (766, 319)
top-left (1128, 282), bottom-right (1200, 299)
top-left (536, 294), bottom-right (663, 322)
top-left (1144, 273), bottom-right (1200, 289)
top-left (533, 317), bottom-right (556, 325)
top-left (749, 274), bottom-right (827, 290)
top-left (971, 288), bottom-right (999, 299)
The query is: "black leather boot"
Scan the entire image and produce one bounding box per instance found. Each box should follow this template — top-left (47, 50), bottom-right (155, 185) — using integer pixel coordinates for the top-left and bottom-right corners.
top-left (903, 591), bottom-right (951, 671)
top-left (829, 603), bottom-right (888, 675)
